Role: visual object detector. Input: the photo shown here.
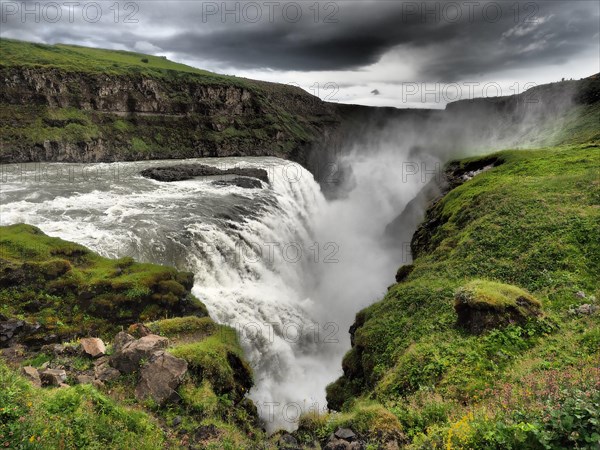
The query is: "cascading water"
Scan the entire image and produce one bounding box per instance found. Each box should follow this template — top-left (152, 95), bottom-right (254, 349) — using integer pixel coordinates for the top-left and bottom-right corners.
top-left (0, 157), bottom-right (337, 431)
top-left (0, 147), bottom-right (439, 431)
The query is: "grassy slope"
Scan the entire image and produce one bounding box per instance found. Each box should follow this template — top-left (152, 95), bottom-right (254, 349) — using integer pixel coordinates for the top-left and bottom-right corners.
top-left (0, 39), bottom-right (248, 86)
top-left (0, 223), bottom-right (207, 341)
top-left (319, 143), bottom-right (600, 449)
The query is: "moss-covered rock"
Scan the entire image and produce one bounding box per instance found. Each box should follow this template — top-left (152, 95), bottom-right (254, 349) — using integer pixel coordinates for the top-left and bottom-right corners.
top-left (170, 327), bottom-right (253, 399)
top-left (395, 264), bottom-right (414, 283)
top-left (0, 224), bottom-right (207, 346)
top-left (454, 279), bottom-right (543, 334)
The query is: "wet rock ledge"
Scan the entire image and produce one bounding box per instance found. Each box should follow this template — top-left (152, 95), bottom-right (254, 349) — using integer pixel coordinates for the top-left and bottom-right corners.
top-left (140, 164), bottom-right (270, 185)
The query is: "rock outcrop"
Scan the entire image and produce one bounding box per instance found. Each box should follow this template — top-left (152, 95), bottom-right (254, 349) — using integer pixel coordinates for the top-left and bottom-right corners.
top-left (135, 351), bottom-right (188, 405)
top-left (140, 164), bottom-right (269, 183)
top-left (454, 280), bottom-right (543, 334)
top-left (110, 334), bottom-right (169, 373)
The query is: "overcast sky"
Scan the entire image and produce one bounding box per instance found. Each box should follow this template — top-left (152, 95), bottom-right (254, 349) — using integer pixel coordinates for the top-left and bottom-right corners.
top-left (2, 0), bottom-right (599, 107)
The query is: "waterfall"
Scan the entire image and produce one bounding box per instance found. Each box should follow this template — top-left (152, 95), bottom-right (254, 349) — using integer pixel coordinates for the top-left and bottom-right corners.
top-left (0, 146), bottom-right (441, 431)
top-left (0, 157), bottom-right (333, 431)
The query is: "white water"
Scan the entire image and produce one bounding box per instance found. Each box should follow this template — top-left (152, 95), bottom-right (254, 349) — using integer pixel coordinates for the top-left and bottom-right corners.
top-left (0, 151), bottom-right (434, 431)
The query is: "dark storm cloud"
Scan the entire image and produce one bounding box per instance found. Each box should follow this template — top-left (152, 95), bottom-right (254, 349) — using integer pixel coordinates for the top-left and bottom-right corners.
top-left (1, 0), bottom-right (598, 81)
top-left (147, 0), bottom-right (599, 79)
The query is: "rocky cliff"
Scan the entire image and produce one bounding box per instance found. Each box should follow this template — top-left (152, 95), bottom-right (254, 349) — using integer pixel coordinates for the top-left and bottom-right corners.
top-left (0, 39), bottom-right (341, 170)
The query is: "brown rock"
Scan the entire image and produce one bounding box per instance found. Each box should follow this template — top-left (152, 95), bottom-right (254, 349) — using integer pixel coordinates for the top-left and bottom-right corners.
top-left (135, 351), bottom-right (187, 405)
top-left (112, 331), bottom-right (135, 353)
top-left (128, 323), bottom-right (152, 338)
top-left (40, 368), bottom-right (67, 386)
top-left (94, 357), bottom-right (121, 382)
top-left (80, 337), bottom-right (106, 358)
top-left (110, 334), bottom-right (169, 374)
top-left (22, 366), bottom-right (41, 387)
top-left (77, 374), bottom-right (95, 384)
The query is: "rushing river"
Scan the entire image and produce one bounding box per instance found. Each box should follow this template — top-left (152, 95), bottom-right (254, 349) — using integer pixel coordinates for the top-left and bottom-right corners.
top-left (0, 153), bottom-right (427, 431)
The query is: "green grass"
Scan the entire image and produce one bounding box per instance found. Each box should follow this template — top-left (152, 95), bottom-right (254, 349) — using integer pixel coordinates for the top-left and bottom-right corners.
top-left (0, 38), bottom-right (332, 163)
top-left (455, 279), bottom-right (541, 311)
top-left (170, 325), bottom-right (252, 396)
top-left (0, 224), bottom-right (207, 342)
top-left (0, 359), bottom-right (168, 449)
top-left (320, 143), bottom-right (600, 448)
top-left (0, 39), bottom-right (249, 87)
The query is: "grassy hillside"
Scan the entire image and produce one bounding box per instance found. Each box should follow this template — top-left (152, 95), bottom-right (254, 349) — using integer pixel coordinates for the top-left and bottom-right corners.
top-left (316, 143), bottom-right (600, 449)
top-left (0, 224), bottom-right (207, 343)
top-left (0, 39), bottom-right (250, 86)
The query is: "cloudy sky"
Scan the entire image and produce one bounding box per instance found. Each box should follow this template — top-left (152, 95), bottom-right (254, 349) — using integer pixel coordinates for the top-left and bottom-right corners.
top-left (2, 0), bottom-right (599, 107)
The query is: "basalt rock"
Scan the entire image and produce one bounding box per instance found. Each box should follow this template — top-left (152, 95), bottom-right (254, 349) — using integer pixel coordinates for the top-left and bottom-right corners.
top-left (212, 177), bottom-right (264, 189)
top-left (22, 366), bottom-right (41, 387)
top-left (110, 334), bottom-right (169, 373)
top-left (140, 164), bottom-right (270, 183)
top-left (94, 356), bottom-right (121, 382)
top-left (135, 350), bottom-right (188, 405)
top-left (324, 429), bottom-right (365, 450)
top-left (0, 316), bottom-right (41, 348)
top-left (40, 368), bottom-right (67, 386)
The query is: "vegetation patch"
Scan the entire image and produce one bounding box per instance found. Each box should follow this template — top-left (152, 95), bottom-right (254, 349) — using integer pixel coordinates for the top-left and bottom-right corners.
top-left (0, 224), bottom-right (207, 345)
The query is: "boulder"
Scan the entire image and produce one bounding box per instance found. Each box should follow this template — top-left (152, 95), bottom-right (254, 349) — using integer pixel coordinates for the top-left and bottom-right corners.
top-left (570, 304), bottom-right (599, 315)
top-left (80, 337), bottom-right (106, 358)
top-left (40, 368), bottom-right (67, 386)
top-left (77, 374), bottom-right (95, 385)
top-left (22, 366), bottom-right (41, 387)
top-left (110, 334), bottom-right (169, 374)
top-left (277, 433), bottom-right (299, 449)
top-left (324, 429), bottom-right (364, 450)
top-left (335, 428), bottom-right (356, 441)
top-left (94, 356), bottom-right (121, 382)
top-left (112, 331), bottom-right (135, 353)
top-left (135, 351), bottom-right (187, 405)
top-left (454, 280), bottom-right (542, 334)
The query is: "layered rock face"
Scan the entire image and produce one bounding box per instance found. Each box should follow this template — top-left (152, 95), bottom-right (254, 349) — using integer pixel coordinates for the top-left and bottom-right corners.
top-left (0, 65), bottom-right (340, 166)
